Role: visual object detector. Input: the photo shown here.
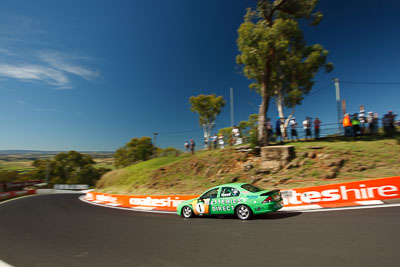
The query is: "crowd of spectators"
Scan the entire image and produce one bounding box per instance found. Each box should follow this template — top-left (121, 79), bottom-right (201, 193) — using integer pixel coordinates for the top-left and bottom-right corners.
top-left (185, 108), bottom-right (399, 152)
top-left (272, 116), bottom-right (325, 141)
top-left (343, 109), bottom-right (397, 138)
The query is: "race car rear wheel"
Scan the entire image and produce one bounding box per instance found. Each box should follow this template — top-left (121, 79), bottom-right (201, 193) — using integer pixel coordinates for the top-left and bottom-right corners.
top-left (182, 206), bottom-right (194, 218)
top-left (235, 205), bottom-right (252, 220)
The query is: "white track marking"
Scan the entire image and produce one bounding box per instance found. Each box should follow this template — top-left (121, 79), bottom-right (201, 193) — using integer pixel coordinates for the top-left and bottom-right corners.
top-left (79, 196), bottom-right (176, 214)
top-left (280, 205), bottom-right (322, 211)
top-left (355, 200), bottom-right (384, 205)
top-left (0, 259), bottom-right (14, 267)
top-left (300, 203), bottom-right (400, 212)
top-left (0, 194), bottom-right (38, 205)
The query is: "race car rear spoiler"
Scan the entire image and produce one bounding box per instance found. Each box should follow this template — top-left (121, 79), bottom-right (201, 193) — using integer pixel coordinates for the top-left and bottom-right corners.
top-left (260, 189), bottom-right (280, 196)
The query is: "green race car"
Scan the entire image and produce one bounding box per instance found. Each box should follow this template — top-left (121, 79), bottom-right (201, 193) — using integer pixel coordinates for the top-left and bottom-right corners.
top-left (177, 183), bottom-right (283, 220)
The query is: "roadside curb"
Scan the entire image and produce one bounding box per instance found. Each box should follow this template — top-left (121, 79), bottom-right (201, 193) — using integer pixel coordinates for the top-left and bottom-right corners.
top-left (0, 190), bottom-right (36, 202)
top-left (79, 195), bottom-right (400, 214)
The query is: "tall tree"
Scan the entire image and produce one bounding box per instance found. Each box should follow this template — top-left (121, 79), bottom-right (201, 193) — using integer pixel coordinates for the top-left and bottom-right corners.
top-left (275, 43), bottom-right (333, 138)
top-left (30, 151), bottom-right (109, 186)
top-left (189, 94), bottom-right (226, 142)
top-left (236, 0), bottom-right (330, 145)
top-left (114, 137), bottom-right (154, 168)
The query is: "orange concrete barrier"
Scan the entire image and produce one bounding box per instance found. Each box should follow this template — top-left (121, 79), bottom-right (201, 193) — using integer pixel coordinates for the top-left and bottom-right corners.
top-left (281, 176), bottom-right (400, 209)
top-left (85, 192), bottom-right (198, 211)
top-left (0, 189), bottom-right (36, 201)
top-left (85, 176), bottom-right (400, 211)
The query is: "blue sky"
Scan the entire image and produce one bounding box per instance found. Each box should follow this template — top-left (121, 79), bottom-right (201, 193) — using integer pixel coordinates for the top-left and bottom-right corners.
top-left (0, 0), bottom-right (399, 151)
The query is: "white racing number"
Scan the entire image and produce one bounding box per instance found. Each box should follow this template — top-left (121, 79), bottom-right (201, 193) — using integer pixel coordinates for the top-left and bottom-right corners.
top-left (196, 202), bottom-right (205, 214)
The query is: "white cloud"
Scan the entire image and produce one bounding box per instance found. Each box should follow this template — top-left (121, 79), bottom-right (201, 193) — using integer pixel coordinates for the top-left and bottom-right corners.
top-left (0, 49), bottom-right (100, 89)
top-left (38, 51), bottom-right (100, 81)
top-left (0, 64), bottom-right (71, 89)
top-left (0, 47), bottom-right (17, 57)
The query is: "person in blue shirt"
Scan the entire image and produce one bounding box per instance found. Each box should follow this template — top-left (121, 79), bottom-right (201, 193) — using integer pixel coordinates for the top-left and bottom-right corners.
top-left (275, 117), bottom-right (282, 142)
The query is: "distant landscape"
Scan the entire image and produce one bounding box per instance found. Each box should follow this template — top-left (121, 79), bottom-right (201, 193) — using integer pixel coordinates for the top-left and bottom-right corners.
top-left (0, 150), bottom-right (115, 173)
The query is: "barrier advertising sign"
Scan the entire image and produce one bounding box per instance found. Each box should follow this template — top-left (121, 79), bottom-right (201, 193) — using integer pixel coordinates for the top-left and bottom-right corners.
top-left (84, 176), bottom-right (400, 211)
top-left (280, 176), bottom-right (400, 209)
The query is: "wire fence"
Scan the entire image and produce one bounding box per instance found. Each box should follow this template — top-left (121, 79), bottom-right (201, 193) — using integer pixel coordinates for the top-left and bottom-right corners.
top-left (281, 122), bottom-right (341, 140)
top-left (154, 115), bottom-right (399, 152)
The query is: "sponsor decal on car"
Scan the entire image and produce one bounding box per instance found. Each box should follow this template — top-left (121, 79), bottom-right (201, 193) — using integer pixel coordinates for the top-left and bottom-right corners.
top-left (212, 205), bottom-right (235, 212)
top-left (210, 198), bottom-right (242, 205)
top-left (191, 199), bottom-right (210, 215)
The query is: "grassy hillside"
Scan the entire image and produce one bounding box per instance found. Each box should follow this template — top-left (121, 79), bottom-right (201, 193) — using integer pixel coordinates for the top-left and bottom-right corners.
top-left (96, 134), bottom-right (400, 195)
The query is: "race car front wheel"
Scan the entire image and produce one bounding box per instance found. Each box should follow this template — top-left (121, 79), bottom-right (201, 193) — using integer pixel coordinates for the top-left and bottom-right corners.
top-left (182, 206), bottom-right (194, 218)
top-left (236, 205), bottom-right (252, 220)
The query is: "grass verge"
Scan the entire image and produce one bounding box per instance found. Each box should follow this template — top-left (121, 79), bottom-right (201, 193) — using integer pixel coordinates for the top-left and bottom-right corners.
top-left (96, 133), bottom-right (400, 195)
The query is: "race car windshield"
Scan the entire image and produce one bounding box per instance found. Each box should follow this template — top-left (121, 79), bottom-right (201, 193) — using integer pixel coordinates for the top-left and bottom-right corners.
top-left (241, 184), bottom-right (263, 193)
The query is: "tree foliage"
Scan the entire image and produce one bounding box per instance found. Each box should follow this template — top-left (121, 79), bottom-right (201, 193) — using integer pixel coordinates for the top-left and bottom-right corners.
top-left (238, 114), bottom-right (258, 139)
top-left (218, 126), bottom-right (233, 143)
top-left (236, 0), bottom-right (332, 145)
top-left (273, 30), bottom-right (333, 136)
top-left (114, 137), bottom-right (154, 168)
top-left (0, 171), bottom-right (21, 183)
top-left (30, 151), bottom-right (109, 186)
top-left (237, 114), bottom-right (259, 148)
top-left (189, 94), bottom-right (226, 140)
top-left (218, 114), bottom-right (259, 147)
top-left (158, 147), bottom-right (180, 157)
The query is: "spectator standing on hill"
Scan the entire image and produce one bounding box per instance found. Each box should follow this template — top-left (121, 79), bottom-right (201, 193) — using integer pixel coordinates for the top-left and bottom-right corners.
top-left (266, 118), bottom-right (273, 142)
top-left (343, 113), bottom-right (353, 138)
top-left (303, 117), bottom-right (312, 140)
top-left (190, 139), bottom-right (196, 155)
top-left (367, 111), bottom-right (374, 134)
top-left (373, 113), bottom-right (379, 133)
top-left (211, 133), bottom-right (218, 149)
top-left (352, 113), bottom-right (361, 138)
top-left (313, 117), bottom-right (321, 139)
top-left (383, 111), bottom-right (396, 136)
top-left (388, 111), bottom-right (397, 133)
top-left (383, 113), bottom-right (391, 136)
top-left (184, 141), bottom-right (189, 152)
top-left (218, 134), bottom-right (225, 149)
top-left (231, 126), bottom-right (240, 145)
top-left (275, 117), bottom-right (282, 142)
top-left (289, 117), bottom-right (298, 141)
top-left (359, 108), bottom-right (366, 134)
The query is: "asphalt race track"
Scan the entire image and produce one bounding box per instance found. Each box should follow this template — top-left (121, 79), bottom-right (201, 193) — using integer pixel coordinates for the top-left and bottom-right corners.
top-left (1, 194), bottom-right (400, 267)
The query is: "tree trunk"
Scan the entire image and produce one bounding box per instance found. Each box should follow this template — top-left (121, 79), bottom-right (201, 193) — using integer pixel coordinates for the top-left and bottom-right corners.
top-left (203, 122), bottom-right (215, 149)
top-left (275, 92), bottom-right (287, 139)
top-left (284, 107), bottom-right (295, 129)
top-left (258, 48), bottom-right (274, 147)
top-left (258, 83), bottom-right (270, 146)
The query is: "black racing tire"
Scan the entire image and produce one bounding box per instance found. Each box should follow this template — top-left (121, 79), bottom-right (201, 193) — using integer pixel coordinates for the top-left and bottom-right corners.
top-left (235, 204), bottom-right (252, 220)
top-left (181, 206), bottom-right (194, 218)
